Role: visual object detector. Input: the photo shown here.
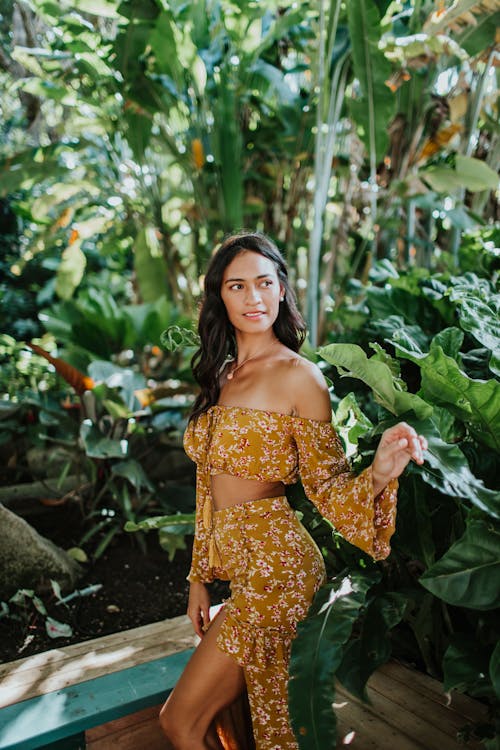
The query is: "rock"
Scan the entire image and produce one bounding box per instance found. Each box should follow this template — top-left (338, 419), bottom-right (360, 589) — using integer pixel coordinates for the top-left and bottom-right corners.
top-left (0, 503), bottom-right (82, 599)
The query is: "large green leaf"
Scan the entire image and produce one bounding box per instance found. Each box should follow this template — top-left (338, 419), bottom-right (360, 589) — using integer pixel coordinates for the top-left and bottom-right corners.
top-left (133, 227), bottom-right (169, 303)
top-left (422, 156), bottom-right (499, 193)
top-left (443, 636), bottom-right (495, 699)
top-left (318, 343), bottom-right (433, 419)
top-left (214, 65), bottom-right (244, 230)
top-left (420, 518), bottom-right (500, 610)
top-left (112, 459), bottom-right (154, 492)
top-left (395, 476), bottom-right (436, 567)
top-left (420, 346), bottom-right (500, 454)
top-left (289, 571), bottom-right (379, 750)
top-left (336, 592), bottom-right (406, 701)
top-left (448, 275), bottom-right (500, 373)
top-left (0, 142), bottom-right (81, 197)
top-left (55, 242), bottom-right (86, 300)
top-left (333, 393), bottom-right (373, 456)
top-left (347, 0), bottom-right (396, 161)
top-left (124, 513), bottom-right (195, 532)
top-left (458, 11), bottom-right (500, 56)
top-left (88, 361), bottom-right (146, 410)
top-left (68, 0), bottom-right (122, 18)
top-left (80, 421), bottom-right (128, 459)
top-left (410, 418), bottom-right (500, 519)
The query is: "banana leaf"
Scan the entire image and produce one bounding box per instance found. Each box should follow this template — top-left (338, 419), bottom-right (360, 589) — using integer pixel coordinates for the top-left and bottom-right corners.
top-left (347, 0), bottom-right (396, 162)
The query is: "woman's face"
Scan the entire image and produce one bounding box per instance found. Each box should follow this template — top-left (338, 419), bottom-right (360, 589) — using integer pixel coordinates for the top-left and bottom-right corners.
top-left (220, 250), bottom-right (284, 334)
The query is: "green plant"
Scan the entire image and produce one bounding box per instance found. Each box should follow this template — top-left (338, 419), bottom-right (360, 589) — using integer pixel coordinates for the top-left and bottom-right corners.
top-left (289, 250), bottom-right (500, 748)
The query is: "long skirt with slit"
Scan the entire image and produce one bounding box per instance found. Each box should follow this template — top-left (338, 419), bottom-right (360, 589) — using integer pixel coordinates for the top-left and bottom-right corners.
top-left (211, 496), bottom-right (326, 750)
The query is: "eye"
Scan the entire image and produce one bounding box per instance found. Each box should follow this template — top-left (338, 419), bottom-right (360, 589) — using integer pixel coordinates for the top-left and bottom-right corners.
top-left (229, 283), bottom-right (244, 291)
top-left (261, 279), bottom-right (273, 287)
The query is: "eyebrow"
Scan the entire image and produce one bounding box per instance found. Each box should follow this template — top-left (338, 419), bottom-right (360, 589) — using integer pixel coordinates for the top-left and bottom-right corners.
top-left (224, 274), bottom-right (273, 284)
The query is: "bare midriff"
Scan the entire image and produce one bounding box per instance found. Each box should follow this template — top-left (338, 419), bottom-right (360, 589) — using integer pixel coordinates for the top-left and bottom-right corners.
top-left (210, 473), bottom-right (286, 511)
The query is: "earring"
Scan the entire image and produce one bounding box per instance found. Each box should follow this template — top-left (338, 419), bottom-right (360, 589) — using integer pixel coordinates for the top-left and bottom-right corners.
top-left (280, 296), bottom-right (285, 302)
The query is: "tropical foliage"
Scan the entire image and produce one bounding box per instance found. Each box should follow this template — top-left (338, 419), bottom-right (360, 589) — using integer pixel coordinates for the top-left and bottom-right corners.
top-left (289, 228), bottom-right (500, 748)
top-left (0, 0), bottom-right (499, 746)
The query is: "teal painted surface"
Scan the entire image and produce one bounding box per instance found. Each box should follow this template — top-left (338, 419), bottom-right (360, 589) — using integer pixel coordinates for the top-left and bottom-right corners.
top-left (0, 648), bottom-right (193, 750)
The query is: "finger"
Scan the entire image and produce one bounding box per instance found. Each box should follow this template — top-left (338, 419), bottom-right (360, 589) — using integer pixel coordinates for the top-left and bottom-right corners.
top-left (193, 615), bottom-right (204, 639)
top-left (381, 423), bottom-right (416, 446)
top-left (187, 607), bottom-right (203, 637)
top-left (202, 605), bottom-right (211, 628)
top-left (383, 437), bottom-right (409, 454)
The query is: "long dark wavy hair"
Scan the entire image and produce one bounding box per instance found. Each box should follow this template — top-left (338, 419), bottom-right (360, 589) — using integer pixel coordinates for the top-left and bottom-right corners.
top-left (190, 232), bottom-right (307, 420)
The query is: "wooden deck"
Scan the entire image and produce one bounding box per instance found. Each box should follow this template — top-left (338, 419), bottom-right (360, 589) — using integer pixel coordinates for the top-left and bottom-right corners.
top-left (0, 613), bottom-right (487, 749)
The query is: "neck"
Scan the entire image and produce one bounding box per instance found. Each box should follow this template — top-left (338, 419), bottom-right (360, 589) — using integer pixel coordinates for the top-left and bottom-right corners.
top-left (233, 333), bottom-right (278, 364)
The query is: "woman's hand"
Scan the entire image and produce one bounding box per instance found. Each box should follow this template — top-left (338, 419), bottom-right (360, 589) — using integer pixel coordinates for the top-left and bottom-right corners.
top-left (187, 581), bottom-right (211, 638)
top-left (371, 422), bottom-right (428, 496)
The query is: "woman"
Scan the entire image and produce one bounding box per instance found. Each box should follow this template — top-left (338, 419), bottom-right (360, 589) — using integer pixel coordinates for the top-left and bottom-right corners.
top-left (159, 232), bottom-right (427, 750)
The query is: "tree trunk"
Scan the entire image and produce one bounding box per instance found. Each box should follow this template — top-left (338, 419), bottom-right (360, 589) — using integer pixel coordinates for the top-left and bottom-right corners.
top-left (0, 504), bottom-right (82, 599)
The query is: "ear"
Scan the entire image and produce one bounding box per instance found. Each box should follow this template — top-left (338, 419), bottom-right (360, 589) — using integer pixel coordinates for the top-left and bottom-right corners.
top-left (279, 284), bottom-right (286, 302)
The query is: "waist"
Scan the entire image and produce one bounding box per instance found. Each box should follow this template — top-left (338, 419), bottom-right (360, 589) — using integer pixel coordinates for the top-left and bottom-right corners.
top-left (213, 495), bottom-right (290, 520)
top-left (210, 473), bottom-right (285, 511)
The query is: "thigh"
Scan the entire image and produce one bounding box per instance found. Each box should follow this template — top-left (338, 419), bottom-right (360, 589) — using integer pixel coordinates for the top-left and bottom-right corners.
top-left (161, 609), bottom-right (246, 736)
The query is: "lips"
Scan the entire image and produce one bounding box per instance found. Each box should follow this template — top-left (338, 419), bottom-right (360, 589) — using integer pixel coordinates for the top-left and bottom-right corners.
top-left (243, 311), bottom-right (266, 318)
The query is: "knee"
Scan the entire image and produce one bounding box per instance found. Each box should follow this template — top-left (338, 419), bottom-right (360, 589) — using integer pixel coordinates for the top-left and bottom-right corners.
top-left (159, 703), bottom-right (194, 749)
top-left (159, 702), bottom-right (177, 742)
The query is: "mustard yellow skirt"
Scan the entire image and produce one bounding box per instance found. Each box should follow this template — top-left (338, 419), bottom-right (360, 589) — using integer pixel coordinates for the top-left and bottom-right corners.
top-left (212, 496), bottom-right (326, 750)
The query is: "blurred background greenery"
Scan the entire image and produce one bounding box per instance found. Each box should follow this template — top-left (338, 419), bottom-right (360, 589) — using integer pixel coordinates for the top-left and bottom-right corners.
top-left (0, 1), bottom-right (499, 746)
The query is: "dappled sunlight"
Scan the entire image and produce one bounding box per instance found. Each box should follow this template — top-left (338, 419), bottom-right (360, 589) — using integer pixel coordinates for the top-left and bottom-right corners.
top-left (318, 578), bottom-right (354, 614)
top-left (0, 645), bottom-right (139, 706)
top-left (0, 615), bottom-right (196, 713)
top-left (341, 730), bottom-right (356, 745)
top-left (0, 692), bottom-right (67, 744)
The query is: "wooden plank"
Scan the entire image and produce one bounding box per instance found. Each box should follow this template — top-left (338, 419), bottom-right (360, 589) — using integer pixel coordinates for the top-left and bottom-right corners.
top-left (0, 615), bottom-right (192, 681)
top-left (85, 704), bottom-right (162, 741)
top-left (0, 615), bottom-right (196, 709)
top-left (336, 679), bottom-right (481, 750)
top-left (85, 705), bottom-right (167, 750)
top-left (0, 650), bottom-right (193, 750)
top-left (368, 668), bottom-right (484, 742)
top-left (334, 693), bottom-right (426, 750)
top-left (378, 661), bottom-right (487, 723)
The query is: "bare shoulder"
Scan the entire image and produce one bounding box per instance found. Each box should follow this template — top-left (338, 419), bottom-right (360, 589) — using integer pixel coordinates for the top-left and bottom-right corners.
top-left (277, 353), bottom-right (332, 422)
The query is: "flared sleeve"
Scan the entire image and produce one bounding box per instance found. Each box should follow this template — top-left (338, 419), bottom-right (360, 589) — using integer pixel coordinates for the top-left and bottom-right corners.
top-left (292, 418), bottom-right (398, 560)
top-left (183, 412), bottom-right (227, 583)
top-left (187, 469), bottom-right (216, 583)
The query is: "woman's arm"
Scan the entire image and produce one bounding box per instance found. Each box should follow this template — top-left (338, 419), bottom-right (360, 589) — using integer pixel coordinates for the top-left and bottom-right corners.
top-left (292, 359), bottom-right (426, 489)
top-left (291, 359), bottom-right (426, 559)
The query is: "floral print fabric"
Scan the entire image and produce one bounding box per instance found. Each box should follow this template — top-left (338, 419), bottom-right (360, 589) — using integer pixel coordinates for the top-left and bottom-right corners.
top-left (183, 404), bottom-right (398, 583)
top-left (212, 496), bottom-right (326, 750)
top-left (182, 404), bottom-right (399, 749)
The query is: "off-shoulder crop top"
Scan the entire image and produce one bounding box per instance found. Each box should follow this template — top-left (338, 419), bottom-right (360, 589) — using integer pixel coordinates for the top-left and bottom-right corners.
top-left (183, 404), bottom-right (398, 583)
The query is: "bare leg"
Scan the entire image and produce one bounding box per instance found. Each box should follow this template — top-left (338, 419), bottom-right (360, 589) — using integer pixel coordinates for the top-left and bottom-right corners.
top-left (159, 610), bottom-right (247, 750)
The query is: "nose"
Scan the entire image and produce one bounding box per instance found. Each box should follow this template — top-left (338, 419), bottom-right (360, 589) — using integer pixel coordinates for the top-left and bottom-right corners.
top-left (245, 285), bottom-right (261, 305)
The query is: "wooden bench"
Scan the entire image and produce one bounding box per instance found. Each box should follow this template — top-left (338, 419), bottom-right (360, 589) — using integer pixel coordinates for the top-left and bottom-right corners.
top-left (0, 612), bottom-right (487, 749)
top-left (0, 615), bottom-right (196, 750)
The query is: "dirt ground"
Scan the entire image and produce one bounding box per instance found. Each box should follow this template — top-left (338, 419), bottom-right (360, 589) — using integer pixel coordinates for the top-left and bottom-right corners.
top-left (0, 503), bottom-right (228, 663)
